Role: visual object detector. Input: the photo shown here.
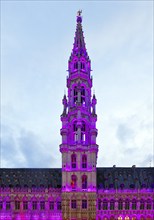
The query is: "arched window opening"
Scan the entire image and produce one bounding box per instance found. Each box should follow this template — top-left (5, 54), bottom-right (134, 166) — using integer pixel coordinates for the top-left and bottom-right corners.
top-left (73, 121), bottom-right (78, 143)
top-left (118, 199), bottom-right (123, 210)
top-left (125, 217), bottom-right (130, 220)
top-left (71, 175), bottom-right (77, 189)
top-left (82, 155), bottom-right (87, 168)
top-left (71, 200), bottom-right (77, 209)
top-left (147, 199), bottom-right (151, 210)
top-left (23, 201), bottom-right (28, 210)
top-left (110, 200), bottom-right (115, 210)
top-left (82, 200), bottom-right (87, 209)
top-left (98, 199), bottom-right (101, 210)
top-left (40, 201), bottom-right (45, 210)
top-left (103, 200), bottom-right (108, 210)
top-left (82, 175), bottom-right (87, 189)
top-left (81, 62), bottom-right (85, 70)
top-left (6, 201), bottom-right (11, 210)
top-left (81, 121), bottom-right (86, 143)
top-left (140, 199), bottom-right (144, 210)
top-left (125, 199), bottom-right (130, 210)
top-left (132, 199), bottom-right (137, 210)
top-left (74, 62), bottom-right (78, 70)
top-left (49, 201), bottom-right (54, 210)
top-left (81, 86), bottom-right (85, 105)
top-left (15, 201), bottom-right (20, 210)
top-left (71, 154), bottom-right (76, 169)
top-left (32, 201), bottom-right (37, 210)
top-left (140, 216), bottom-right (145, 220)
top-left (74, 86), bottom-right (78, 104)
top-left (57, 201), bottom-right (61, 210)
top-left (0, 201), bottom-right (3, 210)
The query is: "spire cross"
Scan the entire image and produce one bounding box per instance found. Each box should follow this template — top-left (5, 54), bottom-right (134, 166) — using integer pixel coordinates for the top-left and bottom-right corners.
top-left (77, 10), bottom-right (82, 16)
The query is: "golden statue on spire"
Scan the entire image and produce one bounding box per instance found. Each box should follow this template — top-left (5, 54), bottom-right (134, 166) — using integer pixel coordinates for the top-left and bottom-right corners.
top-left (77, 10), bottom-right (82, 16)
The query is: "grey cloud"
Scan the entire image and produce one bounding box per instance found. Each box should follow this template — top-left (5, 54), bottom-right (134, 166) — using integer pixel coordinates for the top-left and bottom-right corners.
top-left (116, 123), bottom-right (135, 143)
top-left (1, 123), bottom-right (57, 168)
top-left (139, 154), bottom-right (153, 167)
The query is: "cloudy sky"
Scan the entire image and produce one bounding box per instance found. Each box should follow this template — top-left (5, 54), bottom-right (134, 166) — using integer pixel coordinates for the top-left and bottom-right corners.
top-left (1, 1), bottom-right (153, 168)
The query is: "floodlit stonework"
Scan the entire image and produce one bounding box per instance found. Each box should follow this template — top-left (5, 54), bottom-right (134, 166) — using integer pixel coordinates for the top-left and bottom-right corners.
top-left (0, 12), bottom-right (154, 220)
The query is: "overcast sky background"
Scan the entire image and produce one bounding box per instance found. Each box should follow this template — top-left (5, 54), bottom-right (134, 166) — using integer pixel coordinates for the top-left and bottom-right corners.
top-left (1, 1), bottom-right (153, 168)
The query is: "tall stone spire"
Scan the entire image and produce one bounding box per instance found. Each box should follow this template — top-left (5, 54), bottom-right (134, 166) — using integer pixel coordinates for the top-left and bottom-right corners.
top-left (60, 12), bottom-right (98, 220)
top-left (70, 10), bottom-right (89, 60)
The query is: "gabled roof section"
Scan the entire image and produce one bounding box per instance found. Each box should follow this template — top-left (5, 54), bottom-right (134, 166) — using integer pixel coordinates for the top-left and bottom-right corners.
top-left (0, 168), bottom-right (62, 188)
top-left (97, 167), bottom-right (154, 190)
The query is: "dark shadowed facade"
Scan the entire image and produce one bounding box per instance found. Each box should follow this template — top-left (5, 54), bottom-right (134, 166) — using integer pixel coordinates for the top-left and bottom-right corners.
top-left (0, 12), bottom-right (154, 220)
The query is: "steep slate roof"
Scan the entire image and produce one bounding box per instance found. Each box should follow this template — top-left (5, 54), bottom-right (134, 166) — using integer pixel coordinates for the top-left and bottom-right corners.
top-left (97, 167), bottom-right (154, 190)
top-left (0, 167), bottom-right (154, 189)
top-left (0, 168), bottom-right (62, 188)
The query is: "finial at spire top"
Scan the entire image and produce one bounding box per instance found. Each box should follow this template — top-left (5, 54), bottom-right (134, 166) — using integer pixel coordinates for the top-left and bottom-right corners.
top-left (77, 10), bottom-right (82, 16)
top-left (77, 10), bottom-right (82, 23)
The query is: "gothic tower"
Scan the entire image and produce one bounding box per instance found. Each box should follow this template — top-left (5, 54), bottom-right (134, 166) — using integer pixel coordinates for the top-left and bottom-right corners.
top-left (60, 11), bottom-right (98, 220)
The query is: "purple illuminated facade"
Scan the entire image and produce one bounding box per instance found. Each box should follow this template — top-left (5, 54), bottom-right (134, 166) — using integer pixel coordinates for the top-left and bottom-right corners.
top-left (0, 12), bottom-right (154, 220)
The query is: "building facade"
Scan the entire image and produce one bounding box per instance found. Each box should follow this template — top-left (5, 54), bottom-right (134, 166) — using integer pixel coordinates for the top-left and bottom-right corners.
top-left (0, 12), bottom-right (154, 220)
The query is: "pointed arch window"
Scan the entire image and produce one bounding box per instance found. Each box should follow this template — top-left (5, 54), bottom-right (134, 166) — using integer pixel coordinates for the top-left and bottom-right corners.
top-left (15, 201), bottom-right (20, 210)
top-left (118, 199), bottom-right (123, 210)
top-left (71, 175), bottom-right (77, 189)
top-left (23, 201), bottom-right (28, 210)
top-left (125, 199), bottom-right (130, 210)
top-left (110, 200), bottom-right (115, 210)
top-left (71, 154), bottom-right (76, 168)
top-left (32, 201), bottom-right (37, 210)
top-left (82, 155), bottom-right (87, 168)
top-left (82, 175), bottom-right (87, 189)
top-left (74, 62), bottom-right (78, 70)
top-left (71, 200), bottom-right (77, 209)
top-left (81, 62), bottom-right (85, 70)
top-left (98, 199), bottom-right (101, 210)
top-left (103, 200), bottom-right (108, 210)
top-left (81, 121), bottom-right (86, 143)
top-left (132, 199), bottom-right (137, 210)
top-left (147, 199), bottom-right (151, 210)
top-left (0, 202), bottom-right (3, 210)
top-left (73, 121), bottom-right (78, 143)
top-left (140, 199), bottom-right (144, 210)
top-left (81, 86), bottom-right (85, 105)
top-left (6, 201), bottom-right (11, 210)
top-left (82, 200), bottom-right (87, 209)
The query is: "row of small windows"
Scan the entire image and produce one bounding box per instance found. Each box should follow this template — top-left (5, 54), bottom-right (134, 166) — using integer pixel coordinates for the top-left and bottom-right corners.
top-left (0, 200), bottom-right (88, 211)
top-left (71, 200), bottom-right (87, 209)
top-left (74, 62), bottom-right (85, 70)
top-left (98, 217), bottom-right (153, 220)
top-left (71, 175), bottom-right (87, 189)
top-left (0, 201), bottom-right (61, 211)
top-left (71, 154), bottom-right (87, 168)
top-left (97, 199), bottom-right (153, 211)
